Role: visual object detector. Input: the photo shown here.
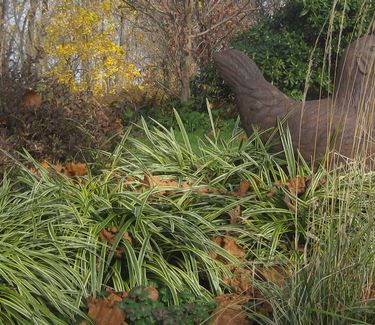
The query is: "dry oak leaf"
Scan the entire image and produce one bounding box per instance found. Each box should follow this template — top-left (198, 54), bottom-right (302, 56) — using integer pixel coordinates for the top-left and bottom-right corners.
top-left (142, 173), bottom-right (179, 195)
top-left (228, 205), bottom-right (242, 224)
top-left (239, 180), bottom-right (251, 196)
top-left (283, 196), bottom-right (298, 212)
top-left (86, 293), bottom-right (128, 325)
top-left (99, 227), bottom-right (132, 258)
top-left (223, 267), bottom-right (253, 294)
top-left (267, 176), bottom-right (311, 211)
top-left (64, 162), bottom-right (88, 177)
top-left (285, 176), bottom-right (308, 196)
top-left (22, 90), bottom-right (42, 109)
top-left (213, 236), bottom-right (246, 259)
top-left (112, 118), bottom-right (124, 134)
top-left (143, 173), bottom-right (178, 187)
top-left (142, 173), bottom-right (220, 195)
top-left (120, 175), bottom-right (139, 190)
top-left (267, 176), bottom-right (309, 198)
top-left (29, 160), bottom-right (64, 177)
top-left (232, 180), bottom-right (251, 197)
top-left (210, 294), bottom-right (251, 325)
top-left (40, 160), bottom-right (52, 170)
top-left (146, 286), bottom-right (159, 301)
top-left (257, 265), bottom-right (289, 287)
top-left (283, 177), bottom-right (310, 212)
top-left (235, 132), bottom-right (248, 141)
top-left (32, 160), bottom-right (87, 177)
top-left (39, 160), bottom-right (64, 172)
top-left (193, 185), bottom-right (222, 194)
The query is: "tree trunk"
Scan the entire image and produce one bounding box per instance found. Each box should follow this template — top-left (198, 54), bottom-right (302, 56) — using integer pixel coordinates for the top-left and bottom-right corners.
top-left (0, 0), bottom-right (7, 82)
top-left (37, 0), bottom-right (49, 75)
top-left (116, 9), bottom-right (127, 85)
top-left (23, 0), bottom-right (38, 78)
top-left (179, 0), bottom-right (193, 103)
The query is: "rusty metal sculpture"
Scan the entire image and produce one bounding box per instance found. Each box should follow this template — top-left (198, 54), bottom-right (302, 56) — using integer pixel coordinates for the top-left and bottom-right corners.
top-left (214, 33), bottom-right (375, 166)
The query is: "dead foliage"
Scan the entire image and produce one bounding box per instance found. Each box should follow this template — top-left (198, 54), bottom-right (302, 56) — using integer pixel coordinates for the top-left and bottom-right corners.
top-left (98, 227), bottom-right (132, 258)
top-left (81, 286), bottom-right (160, 325)
top-left (223, 263), bottom-right (289, 294)
top-left (224, 267), bottom-right (254, 294)
top-left (210, 294), bottom-right (252, 325)
top-left (113, 173), bottom-right (256, 200)
top-left (217, 264), bottom-right (289, 323)
top-left (235, 132), bottom-right (248, 141)
top-left (209, 231), bottom-right (288, 323)
top-left (228, 205), bottom-right (242, 224)
top-left (267, 176), bottom-right (307, 198)
top-left (257, 265), bottom-right (289, 287)
top-left (212, 236), bottom-right (246, 259)
top-left (145, 286), bottom-right (159, 301)
top-left (22, 89), bottom-right (42, 109)
top-left (232, 180), bottom-right (251, 197)
top-left (0, 80), bottom-right (124, 170)
top-left (285, 176), bottom-right (309, 195)
top-left (64, 162), bottom-right (88, 177)
top-left (29, 160), bottom-right (88, 178)
top-left (83, 292), bottom-right (128, 325)
top-left (267, 176), bottom-right (316, 211)
top-left (142, 173), bottom-right (184, 195)
top-left (120, 172), bottom-right (223, 196)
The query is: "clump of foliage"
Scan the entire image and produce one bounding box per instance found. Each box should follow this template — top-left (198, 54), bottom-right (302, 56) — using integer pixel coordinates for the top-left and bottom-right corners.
top-left (0, 112), bottom-right (375, 324)
top-left (250, 166), bottom-right (375, 324)
top-left (0, 79), bottom-right (123, 167)
top-left (231, 0), bottom-right (374, 99)
top-left (191, 61), bottom-right (235, 111)
top-left (44, 0), bottom-right (140, 96)
top-left (119, 286), bottom-right (216, 325)
top-left (138, 98), bottom-right (236, 134)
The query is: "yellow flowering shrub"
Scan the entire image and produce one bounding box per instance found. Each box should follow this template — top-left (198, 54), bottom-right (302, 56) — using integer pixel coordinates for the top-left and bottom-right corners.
top-left (44, 0), bottom-right (140, 96)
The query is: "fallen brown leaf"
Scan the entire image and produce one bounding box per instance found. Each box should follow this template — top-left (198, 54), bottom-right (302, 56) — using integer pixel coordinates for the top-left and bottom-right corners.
top-left (285, 176), bottom-right (307, 196)
top-left (213, 236), bottom-right (246, 259)
top-left (146, 286), bottom-right (159, 301)
top-left (141, 173), bottom-right (222, 196)
top-left (99, 228), bottom-right (132, 258)
top-left (87, 293), bottom-right (128, 325)
top-left (235, 132), bottom-right (248, 141)
top-left (223, 237), bottom-right (246, 259)
top-left (228, 205), bottom-right (242, 224)
top-left (239, 180), bottom-right (251, 196)
top-left (142, 173), bottom-right (179, 195)
top-left (64, 162), bottom-right (88, 176)
top-left (122, 231), bottom-right (132, 243)
top-left (30, 160), bottom-right (87, 177)
top-left (232, 180), bottom-right (251, 197)
top-left (223, 267), bottom-right (253, 294)
top-left (210, 294), bottom-right (251, 325)
top-left (22, 90), bottom-right (42, 109)
top-left (257, 265), bottom-right (289, 287)
top-left (283, 196), bottom-right (297, 212)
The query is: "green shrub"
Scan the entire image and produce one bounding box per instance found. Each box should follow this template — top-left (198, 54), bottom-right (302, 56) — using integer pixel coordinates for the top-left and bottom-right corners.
top-left (231, 0), bottom-right (374, 99)
top-left (191, 62), bottom-right (235, 110)
top-left (139, 98), bottom-right (234, 134)
top-left (119, 286), bottom-right (216, 325)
